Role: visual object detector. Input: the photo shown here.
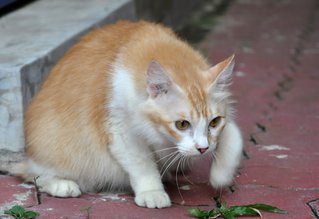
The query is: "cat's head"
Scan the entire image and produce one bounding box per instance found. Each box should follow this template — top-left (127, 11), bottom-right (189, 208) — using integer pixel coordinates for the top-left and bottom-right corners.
top-left (144, 55), bottom-right (235, 157)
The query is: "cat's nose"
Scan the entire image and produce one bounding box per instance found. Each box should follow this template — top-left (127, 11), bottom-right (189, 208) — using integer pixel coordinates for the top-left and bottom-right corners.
top-left (196, 145), bottom-right (208, 154)
top-left (197, 148), bottom-right (208, 154)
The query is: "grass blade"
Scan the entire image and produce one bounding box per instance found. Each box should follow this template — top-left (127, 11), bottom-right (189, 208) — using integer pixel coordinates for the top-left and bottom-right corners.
top-left (228, 206), bottom-right (260, 216)
top-left (242, 203), bottom-right (288, 214)
top-left (189, 208), bottom-right (208, 218)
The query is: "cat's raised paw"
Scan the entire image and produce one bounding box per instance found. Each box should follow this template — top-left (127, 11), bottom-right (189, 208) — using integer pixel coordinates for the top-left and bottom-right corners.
top-left (135, 190), bottom-right (171, 208)
top-left (41, 179), bottom-right (81, 198)
top-left (209, 166), bottom-right (233, 188)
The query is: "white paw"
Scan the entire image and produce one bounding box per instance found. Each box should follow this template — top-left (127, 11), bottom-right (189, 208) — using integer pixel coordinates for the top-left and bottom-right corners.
top-left (41, 179), bottom-right (81, 197)
top-left (135, 190), bottom-right (171, 208)
top-left (210, 166), bottom-right (233, 188)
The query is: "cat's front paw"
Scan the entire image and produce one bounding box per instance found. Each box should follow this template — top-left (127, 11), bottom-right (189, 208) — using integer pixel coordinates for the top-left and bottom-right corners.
top-left (209, 166), bottom-right (233, 188)
top-left (41, 179), bottom-right (81, 197)
top-left (135, 190), bottom-right (171, 208)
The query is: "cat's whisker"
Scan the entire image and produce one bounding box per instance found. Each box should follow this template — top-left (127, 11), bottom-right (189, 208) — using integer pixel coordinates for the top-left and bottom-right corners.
top-left (159, 151), bottom-right (179, 174)
top-left (186, 156), bottom-right (193, 171)
top-left (156, 152), bottom-right (178, 164)
top-left (161, 153), bottom-right (180, 179)
top-left (147, 147), bottom-right (178, 156)
top-left (219, 188), bottom-right (223, 199)
top-left (181, 157), bottom-right (194, 185)
top-left (160, 154), bottom-right (180, 179)
top-left (149, 147), bottom-right (177, 154)
top-left (175, 156), bottom-right (185, 204)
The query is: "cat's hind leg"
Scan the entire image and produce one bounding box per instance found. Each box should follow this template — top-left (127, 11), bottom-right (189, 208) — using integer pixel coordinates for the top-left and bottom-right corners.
top-left (24, 160), bottom-right (81, 198)
top-left (36, 177), bottom-right (81, 197)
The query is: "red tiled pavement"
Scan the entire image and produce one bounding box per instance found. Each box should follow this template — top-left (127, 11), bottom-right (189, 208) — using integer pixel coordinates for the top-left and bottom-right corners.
top-left (1, 0), bottom-right (319, 218)
top-left (197, 0), bottom-right (319, 218)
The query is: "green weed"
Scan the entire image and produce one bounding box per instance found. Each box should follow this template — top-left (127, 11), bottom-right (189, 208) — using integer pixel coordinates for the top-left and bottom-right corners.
top-left (4, 205), bottom-right (39, 219)
top-left (189, 202), bottom-right (287, 219)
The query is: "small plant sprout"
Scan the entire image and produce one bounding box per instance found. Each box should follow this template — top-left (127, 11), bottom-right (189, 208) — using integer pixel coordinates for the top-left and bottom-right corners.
top-left (4, 205), bottom-right (40, 219)
top-left (33, 176), bottom-right (41, 205)
top-left (189, 202), bottom-right (288, 219)
top-left (80, 205), bottom-right (92, 219)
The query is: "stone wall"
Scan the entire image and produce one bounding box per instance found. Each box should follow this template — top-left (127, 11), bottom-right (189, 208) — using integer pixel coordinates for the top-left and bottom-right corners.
top-left (135, 0), bottom-right (206, 29)
top-left (0, 0), bottom-right (135, 152)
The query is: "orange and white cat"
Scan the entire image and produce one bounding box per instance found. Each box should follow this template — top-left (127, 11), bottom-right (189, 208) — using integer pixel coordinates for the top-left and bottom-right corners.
top-left (20, 21), bottom-right (243, 208)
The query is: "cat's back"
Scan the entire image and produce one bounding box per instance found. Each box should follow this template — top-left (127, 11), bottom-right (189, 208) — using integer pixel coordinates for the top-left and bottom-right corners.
top-left (25, 21), bottom-right (178, 123)
top-left (25, 21), bottom-right (161, 155)
top-left (30, 20), bottom-right (149, 97)
top-left (26, 21), bottom-right (170, 108)
top-left (26, 21), bottom-right (159, 114)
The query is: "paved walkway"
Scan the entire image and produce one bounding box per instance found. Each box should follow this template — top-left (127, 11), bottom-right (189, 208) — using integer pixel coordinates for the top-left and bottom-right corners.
top-left (1, 0), bottom-right (319, 218)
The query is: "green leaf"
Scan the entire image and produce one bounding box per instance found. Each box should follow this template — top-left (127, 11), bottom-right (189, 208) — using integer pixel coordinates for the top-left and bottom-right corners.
top-left (208, 209), bottom-right (221, 218)
top-left (10, 205), bottom-right (25, 214)
top-left (5, 205), bottom-right (25, 217)
top-left (243, 203), bottom-right (288, 214)
top-left (221, 211), bottom-right (236, 219)
top-left (189, 202), bottom-right (287, 219)
top-left (218, 203), bottom-right (228, 214)
top-left (189, 208), bottom-right (207, 218)
top-left (189, 208), bottom-right (220, 219)
top-left (4, 205), bottom-right (40, 219)
top-left (227, 206), bottom-right (260, 216)
top-left (24, 211), bottom-right (40, 218)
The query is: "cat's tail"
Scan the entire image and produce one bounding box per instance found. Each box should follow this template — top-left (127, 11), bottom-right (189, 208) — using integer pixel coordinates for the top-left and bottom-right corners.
top-left (0, 150), bottom-right (28, 178)
top-left (8, 161), bottom-right (29, 178)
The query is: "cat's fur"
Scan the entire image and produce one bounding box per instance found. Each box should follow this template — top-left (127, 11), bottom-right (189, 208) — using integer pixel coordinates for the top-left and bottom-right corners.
top-left (19, 21), bottom-right (243, 208)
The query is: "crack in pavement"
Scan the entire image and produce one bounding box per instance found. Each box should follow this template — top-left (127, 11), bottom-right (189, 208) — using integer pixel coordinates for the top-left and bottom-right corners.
top-left (242, 150), bottom-right (250, 159)
top-left (307, 198), bottom-right (319, 219)
top-left (290, 0), bottom-right (319, 70)
top-left (256, 123), bottom-right (267, 132)
top-left (248, 0), bottom-right (319, 153)
top-left (249, 134), bottom-right (258, 145)
top-left (244, 4), bottom-right (319, 216)
top-left (249, 122), bottom-right (268, 146)
top-left (273, 74), bottom-right (294, 101)
top-left (273, 0), bottom-right (318, 102)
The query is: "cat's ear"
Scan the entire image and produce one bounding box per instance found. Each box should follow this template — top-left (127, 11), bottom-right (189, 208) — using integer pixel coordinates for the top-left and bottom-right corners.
top-left (146, 61), bottom-right (173, 98)
top-left (207, 54), bottom-right (235, 91)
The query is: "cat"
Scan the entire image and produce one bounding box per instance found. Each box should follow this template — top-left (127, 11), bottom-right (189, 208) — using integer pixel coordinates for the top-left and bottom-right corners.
top-left (17, 20), bottom-right (243, 209)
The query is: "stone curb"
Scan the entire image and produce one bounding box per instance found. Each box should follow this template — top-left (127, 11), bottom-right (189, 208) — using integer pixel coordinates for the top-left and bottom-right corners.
top-left (0, 0), bottom-right (135, 152)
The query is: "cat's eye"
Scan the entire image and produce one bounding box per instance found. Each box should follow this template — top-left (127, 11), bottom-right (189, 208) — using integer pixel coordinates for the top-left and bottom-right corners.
top-left (175, 120), bottom-right (191, 130)
top-left (209, 116), bottom-right (222, 128)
